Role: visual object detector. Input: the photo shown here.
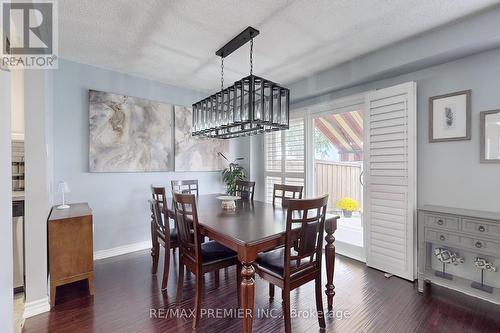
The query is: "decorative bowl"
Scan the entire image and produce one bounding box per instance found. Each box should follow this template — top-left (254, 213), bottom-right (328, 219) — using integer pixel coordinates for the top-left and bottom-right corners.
top-left (216, 195), bottom-right (241, 210)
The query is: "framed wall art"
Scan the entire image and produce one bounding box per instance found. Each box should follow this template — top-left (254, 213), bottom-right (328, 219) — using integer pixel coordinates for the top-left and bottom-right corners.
top-left (429, 90), bottom-right (471, 142)
top-left (89, 90), bottom-right (174, 172)
top-left (174, 105), bottom-right (229, 172)
top-left (480, 109), bottom-right (500, 163)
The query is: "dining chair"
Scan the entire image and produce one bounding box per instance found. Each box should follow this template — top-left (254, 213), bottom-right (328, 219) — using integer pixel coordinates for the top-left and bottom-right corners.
top-left (149, 195), bottom-right (179, 291)
top-left (271, 183), bottom-right (305, 297)
top-left (171, 179), bottom-right (199, 196)
top-left (173, 193), bottom-right (241, 329)
top-left (254, 195), bottom-right (329, 333)
top-left (234, 180), bottom-right (255, 200)
top-left (272, 184), bottom-right (303, 208)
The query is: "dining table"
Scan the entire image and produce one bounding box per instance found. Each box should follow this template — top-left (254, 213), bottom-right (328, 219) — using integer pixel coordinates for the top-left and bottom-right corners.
top-left (168, 193), bottom-right (338, 333)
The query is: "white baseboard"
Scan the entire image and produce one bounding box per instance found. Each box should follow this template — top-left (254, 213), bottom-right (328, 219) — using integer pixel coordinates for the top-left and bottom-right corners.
top-left (94, 240), bottom-right (151, 260)
top-left (23, 297), bottom-right (50, 319)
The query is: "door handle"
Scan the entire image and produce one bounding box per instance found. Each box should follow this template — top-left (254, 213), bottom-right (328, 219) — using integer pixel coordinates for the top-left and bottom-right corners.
top-left (359, 170), bottom-right (364, 186)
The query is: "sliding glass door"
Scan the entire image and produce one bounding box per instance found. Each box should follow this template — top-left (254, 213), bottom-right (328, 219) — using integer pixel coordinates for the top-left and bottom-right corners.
top-left (312, 106), bottom-right (365, 260)
top-left (263, 104), bottom-right (366, 260)
top-left (264, 83), bottom-right (416, 278)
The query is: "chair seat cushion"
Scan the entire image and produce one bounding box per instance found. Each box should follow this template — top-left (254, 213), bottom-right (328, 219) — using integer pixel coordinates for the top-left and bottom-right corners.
top-left (256, 248), bottom-right (310, 276)
top-left (157, 228), bottom-right (178, 242)
top-left (201, 241), bottom-right (237, 262)
top-left (169, 228), bottom-right (178, 241)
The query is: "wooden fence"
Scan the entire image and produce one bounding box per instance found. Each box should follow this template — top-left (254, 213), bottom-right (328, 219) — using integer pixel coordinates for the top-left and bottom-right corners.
top-left (315, 160), bottom-right (363, 211)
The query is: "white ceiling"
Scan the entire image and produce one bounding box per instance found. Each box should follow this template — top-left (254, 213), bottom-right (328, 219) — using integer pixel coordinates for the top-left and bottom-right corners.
top-left (59, 0), bottom-right (500, 92)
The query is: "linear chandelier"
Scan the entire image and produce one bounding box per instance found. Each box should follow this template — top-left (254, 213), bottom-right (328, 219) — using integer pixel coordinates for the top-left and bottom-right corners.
top-left (192, 27), bottom-right (290, 139)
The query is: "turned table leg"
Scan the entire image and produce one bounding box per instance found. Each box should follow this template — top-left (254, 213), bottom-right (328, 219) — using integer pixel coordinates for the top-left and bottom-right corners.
top-left (240, 261), bottom-right (255, 333)
top-left (325, 216), bottom-right (338, 311)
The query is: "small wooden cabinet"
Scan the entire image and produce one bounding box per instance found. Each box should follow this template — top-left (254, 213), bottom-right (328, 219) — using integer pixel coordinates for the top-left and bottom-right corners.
top-left (48, 202), bottom-right (94, 307)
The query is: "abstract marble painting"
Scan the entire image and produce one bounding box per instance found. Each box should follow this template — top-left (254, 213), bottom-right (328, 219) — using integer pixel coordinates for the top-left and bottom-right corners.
top-left (89, 90), bottom-right (174, 172)
top-left (174, 106), bottom-right (229, 172)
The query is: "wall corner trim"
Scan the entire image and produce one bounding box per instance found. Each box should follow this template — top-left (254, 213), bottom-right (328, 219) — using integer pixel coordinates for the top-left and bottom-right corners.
top-left (94, 240), bottom-right (151, 261)
top-left (23, 297), bottom-right (50, 319)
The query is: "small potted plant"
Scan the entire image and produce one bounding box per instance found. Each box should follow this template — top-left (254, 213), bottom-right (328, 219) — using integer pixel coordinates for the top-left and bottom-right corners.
top-left (219, 153), bottom-right (247, 196)
top-left (336, 197), bottom-right (359, 218)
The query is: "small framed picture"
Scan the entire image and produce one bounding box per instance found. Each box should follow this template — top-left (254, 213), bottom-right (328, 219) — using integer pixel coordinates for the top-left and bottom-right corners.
top-left (480, 109), bottom-right (500, 163)
top-left (429, 90), bottom-right (471, 142)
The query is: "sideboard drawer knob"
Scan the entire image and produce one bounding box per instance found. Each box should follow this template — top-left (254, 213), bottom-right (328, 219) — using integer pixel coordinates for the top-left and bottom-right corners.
top-left (478, 225), bottom-right (485, 232)
top-left (475, 241), bottom-right (483, 248)
top-left (437, 219), bottom-right (444, 225)
top-left (439, 235), bottom-right (446, 241)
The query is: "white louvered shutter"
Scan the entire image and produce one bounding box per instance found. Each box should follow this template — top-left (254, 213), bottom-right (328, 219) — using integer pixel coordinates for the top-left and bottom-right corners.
top-left (363, 82), bottom-right (417, 281)
top-left (265, 118), bottom-right (305, 203)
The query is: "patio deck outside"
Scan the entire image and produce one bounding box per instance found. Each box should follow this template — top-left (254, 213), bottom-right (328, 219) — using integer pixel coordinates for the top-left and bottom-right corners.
top-left (315, 160), bottom-right (363, 247)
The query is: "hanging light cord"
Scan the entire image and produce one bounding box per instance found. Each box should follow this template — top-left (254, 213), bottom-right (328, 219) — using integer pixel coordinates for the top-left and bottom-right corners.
top-left (250, 38), bottom-right (254, 75)
top-left (221, 37), bottom-right (253, 90)
top-left (221, 56), bottom-right (224, 90)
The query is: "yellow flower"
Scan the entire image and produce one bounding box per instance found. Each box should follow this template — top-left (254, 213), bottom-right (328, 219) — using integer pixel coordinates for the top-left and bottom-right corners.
top-left (336, 197), bottom-right (359, 211)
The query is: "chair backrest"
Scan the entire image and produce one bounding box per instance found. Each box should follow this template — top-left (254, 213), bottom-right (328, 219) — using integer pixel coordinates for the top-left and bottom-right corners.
top-left (151, 185), bottom-right (168, 213)
top-left (272, 184), bottom-right (303, 208)
top-left (284, 195), bottom-right (328, 277)
top-left (172, 193), bottom-right (201, 263)
top-left (234, 180), bottom-right (255, 201)
top-left (149, 199), bottom-right (169, 239)
top-left (171, 179), bottom-right (199, 196)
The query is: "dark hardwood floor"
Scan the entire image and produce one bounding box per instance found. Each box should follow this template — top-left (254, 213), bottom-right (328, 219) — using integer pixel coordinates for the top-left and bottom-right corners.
top-left (23, 249), bottom-right (500, 333)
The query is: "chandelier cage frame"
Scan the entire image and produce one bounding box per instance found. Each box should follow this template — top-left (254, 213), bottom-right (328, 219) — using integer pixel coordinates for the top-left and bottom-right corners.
top-left (191, 27), bottom-right (290, 139)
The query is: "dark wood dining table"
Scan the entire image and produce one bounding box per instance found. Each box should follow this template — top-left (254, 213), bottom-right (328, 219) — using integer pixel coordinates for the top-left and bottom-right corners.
top-left (168, 194), bottom-right (338, 333)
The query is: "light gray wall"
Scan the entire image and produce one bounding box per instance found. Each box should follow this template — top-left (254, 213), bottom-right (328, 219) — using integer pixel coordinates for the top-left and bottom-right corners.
top-left (289, 47), bottom-right (500, 213)
top-left (53, 60), bottom-right (245, 251)
top-left (11, 71), bottom-right (24, 140)
top-left (230, 136), bottom-right (251, 177)
top-left (250, 135), bottom-right (266, 201)
top-left (24, 69), bottom-right (53, 307)
top-left (0, 70), bottom-right (13, 333)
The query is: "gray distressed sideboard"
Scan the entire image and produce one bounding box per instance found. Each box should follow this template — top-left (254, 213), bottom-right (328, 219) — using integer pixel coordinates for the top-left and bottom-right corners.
top-left (418, 205), bottom-right (500, 304)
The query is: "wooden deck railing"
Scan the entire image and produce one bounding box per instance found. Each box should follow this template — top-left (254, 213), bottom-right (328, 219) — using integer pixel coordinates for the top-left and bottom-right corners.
top-left (315, 160), bottom-right (362, 211)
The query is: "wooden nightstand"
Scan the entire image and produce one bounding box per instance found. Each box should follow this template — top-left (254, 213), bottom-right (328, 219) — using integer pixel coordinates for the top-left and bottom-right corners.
top-left (48, 202), bottom-right (94, 307)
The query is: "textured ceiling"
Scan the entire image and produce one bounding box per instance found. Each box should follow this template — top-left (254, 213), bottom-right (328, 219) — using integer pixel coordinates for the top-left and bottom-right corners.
top-left (59, 0), bottom-right (500, 92)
